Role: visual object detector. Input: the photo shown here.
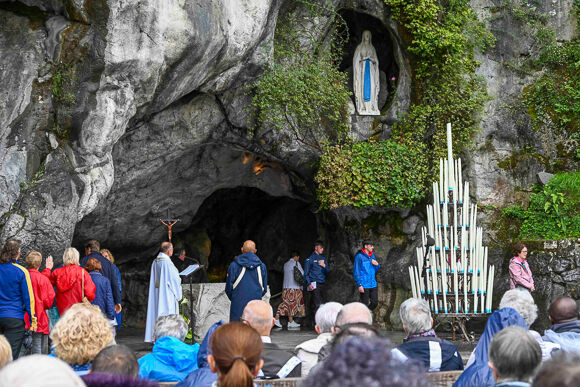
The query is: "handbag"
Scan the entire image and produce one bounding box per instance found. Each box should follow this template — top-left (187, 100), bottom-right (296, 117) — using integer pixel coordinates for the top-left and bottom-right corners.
top-left (293, 261), bottom-right (306, 287)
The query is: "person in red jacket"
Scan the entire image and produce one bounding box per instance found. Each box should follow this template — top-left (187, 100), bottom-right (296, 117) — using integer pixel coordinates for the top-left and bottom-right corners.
top-left (22, 251), bottom-right (55, 355)
top-left (49, 247), bottom-right (96, 315)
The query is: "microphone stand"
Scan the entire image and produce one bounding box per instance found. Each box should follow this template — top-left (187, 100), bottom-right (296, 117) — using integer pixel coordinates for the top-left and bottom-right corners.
top-left (422, 246), bottom-right (430, 302)
top-left (421, 236), bottom-right (436, 303)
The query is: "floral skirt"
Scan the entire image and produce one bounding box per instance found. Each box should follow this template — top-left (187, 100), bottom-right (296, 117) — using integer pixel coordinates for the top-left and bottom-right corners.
top-left (277, 289), bottom-right (305, 317)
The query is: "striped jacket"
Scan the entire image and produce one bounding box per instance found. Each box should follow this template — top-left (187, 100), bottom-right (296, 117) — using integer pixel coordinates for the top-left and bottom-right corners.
top-left (394, 336), bottom-right (463, 372)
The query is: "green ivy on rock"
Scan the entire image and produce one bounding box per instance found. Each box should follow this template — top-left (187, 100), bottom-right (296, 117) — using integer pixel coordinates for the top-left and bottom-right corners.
top-left (315, 140), bottom-right (428, 209)
top-left (385, 0), bottom-right (494, 162)
top-left (250, 2), bottom-right (351, 150)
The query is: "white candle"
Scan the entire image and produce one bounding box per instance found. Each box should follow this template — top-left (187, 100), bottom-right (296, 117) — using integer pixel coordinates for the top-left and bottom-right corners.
top-left (447, 123), bottom-right (453, 165)
top-left (464, 182), bottom-right (469, 228)
top-left (427, 204), bottom-right (433, 241)
top-left (464, 258), bottom-right (468, 313)
top-left (444, 159), bottom-right (449, 202)
top-left (414, 266), bottom-right (422, 296)
top-left (488, 265), bottom-right (495, 312)
top-left (439, 159), bottom-right (444, 204)
top-left (443, 202), bottom-right (448, 252)
top-left (442, 251), bottom-right (448, 313)
top-left (458, 158), bottom-right (463, 203)
top-left (453, 247), bottom-right (459, 313)
top-left (409, 266), bottom-right (417, 298)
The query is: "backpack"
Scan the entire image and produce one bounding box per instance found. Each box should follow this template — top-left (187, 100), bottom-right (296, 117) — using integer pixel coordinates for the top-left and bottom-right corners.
top-left (293, 261), bottom-right (306, 287)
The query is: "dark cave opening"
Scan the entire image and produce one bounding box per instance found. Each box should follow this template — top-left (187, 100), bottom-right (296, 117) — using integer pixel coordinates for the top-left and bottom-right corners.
top-left (172, 187), bottom-right (318, 296)
top-left (337, 9), bottom-right (399, 110)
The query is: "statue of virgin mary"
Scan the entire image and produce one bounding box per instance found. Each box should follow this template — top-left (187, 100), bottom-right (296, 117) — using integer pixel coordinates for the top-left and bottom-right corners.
top-left (353, 30), bottom-right (380, 115)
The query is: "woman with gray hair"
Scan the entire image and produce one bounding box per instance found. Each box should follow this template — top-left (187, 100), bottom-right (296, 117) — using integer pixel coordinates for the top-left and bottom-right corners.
top-left (138, 314), bottom-right (200, 382)
top-left (49, 247), bottom-right (96, 314)
top-left (499, 289), bottom-right (559, 361)
top-left (295, 302), bottom-right (342, 376)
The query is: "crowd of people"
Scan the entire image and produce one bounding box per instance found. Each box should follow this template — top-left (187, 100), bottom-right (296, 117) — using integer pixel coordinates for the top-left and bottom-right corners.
top-left (0, 239), bottom-right (121, 361)
top-left (1, 237), bottom-right (579, 387)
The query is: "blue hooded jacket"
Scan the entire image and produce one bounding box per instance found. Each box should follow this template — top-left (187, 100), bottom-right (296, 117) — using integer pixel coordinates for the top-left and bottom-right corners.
top-left (225, 252), bottom-right (267, 322)
top-left (304, 252), bottom-right (330, 285)
top-left (453, 308), bottom-right (527, 387)
top-left (138, 336), bottom-right (200, 382)
top-left (175, 321), bottom-right (224, 387)
top-left (353, 249), bottom-right (380, 289)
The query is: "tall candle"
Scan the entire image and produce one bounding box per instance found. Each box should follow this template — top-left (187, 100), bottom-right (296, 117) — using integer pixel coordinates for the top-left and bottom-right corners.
top-left (439, 159), bottom-right (444, 203)
top-left (453, 248), bottom-right (459, 313)
top-left (409, 266), bottom-right (417, 298)
top-left (414, 266), bottom-right (422, 296)
top-left (463, 258), bottom-right (468, 313)
top-left (447, 123), bottom-right (453, 167)
top-left (458, 158), bottom-right (463, 202)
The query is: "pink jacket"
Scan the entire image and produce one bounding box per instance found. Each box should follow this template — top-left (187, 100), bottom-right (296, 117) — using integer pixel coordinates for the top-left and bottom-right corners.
top-left (509, 257), bottom-right (534, 290)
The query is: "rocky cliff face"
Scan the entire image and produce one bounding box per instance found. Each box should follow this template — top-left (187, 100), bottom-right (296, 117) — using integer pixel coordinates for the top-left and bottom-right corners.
top-left (0, 0), bottom-right (577, 329)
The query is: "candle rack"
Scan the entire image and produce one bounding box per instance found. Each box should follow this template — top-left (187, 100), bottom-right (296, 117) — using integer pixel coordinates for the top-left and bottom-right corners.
top-left (408, 123), bottom-right (494, 341)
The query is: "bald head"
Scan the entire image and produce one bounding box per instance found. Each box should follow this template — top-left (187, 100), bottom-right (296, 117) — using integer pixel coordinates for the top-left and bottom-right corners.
top-left (161, 242), bottom-right (173, 255)
top-left (549, 297), bottom-right (579, 324)
top-left (242, 300), bottom-right (274, 336)
top-left (335, 302), bottom-right (373, 329)
top-left (241, 240), bottom-right (257, 254)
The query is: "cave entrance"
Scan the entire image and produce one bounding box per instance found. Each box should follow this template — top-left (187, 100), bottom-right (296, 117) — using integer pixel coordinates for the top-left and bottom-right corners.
top-left (172, 187), bottom-right (318, 296)
top-left (337, 9), bottom-right (399, 111)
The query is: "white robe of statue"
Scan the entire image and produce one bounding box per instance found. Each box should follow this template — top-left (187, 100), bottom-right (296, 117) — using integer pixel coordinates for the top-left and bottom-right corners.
top-left (353, 30), bottom-right (380, 115)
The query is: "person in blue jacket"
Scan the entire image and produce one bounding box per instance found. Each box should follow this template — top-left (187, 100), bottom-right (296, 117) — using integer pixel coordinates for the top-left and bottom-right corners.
top-left (353, 240), bottom-right (380, 311)
top-left (138, 314), bottom-right (200, 382)
top-left (304, 240), bottom-right (330, 313)
top-left (175, 321), bottom-right (224, 387)
top-left (86, 258), bottom-right (116, 324)
top-left (453, 307), bottom-right (528, 387)
top-left (225, 240), bottom-right (268, 322)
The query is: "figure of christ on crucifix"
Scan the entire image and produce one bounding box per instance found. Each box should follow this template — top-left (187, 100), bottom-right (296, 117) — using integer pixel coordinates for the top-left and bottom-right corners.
top-left (160, 218), bottom-right (180, 241)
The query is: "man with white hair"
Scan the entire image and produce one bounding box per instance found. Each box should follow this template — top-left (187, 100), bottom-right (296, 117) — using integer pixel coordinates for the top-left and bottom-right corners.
top-left (394, 298), bottom-right (463, 372)
top-left (295, 302), bottom-right (342, 376)
top-left (138, 314), bottom-right (199, 382)
top-left (488, 326), bottom-right (542, 387)
top-left (317, 302), bottom-right (377, 363)
top-left (242, 300), bottom-right (301, 378)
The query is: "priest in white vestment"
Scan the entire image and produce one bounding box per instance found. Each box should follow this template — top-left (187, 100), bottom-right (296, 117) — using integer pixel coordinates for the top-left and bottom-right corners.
top-left (145, 241), bottom-right (183, 342)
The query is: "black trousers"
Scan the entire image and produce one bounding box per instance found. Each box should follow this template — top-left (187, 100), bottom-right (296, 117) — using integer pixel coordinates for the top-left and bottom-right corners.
top-left (311, 283), bottom-right (326, 312)
top-left (0, 317), bottom-right (25, 360)
top-left (359, 287), bottom-right (379, 311)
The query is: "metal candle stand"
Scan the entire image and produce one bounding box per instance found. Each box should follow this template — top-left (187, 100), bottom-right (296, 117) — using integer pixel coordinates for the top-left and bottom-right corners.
top-left (408, 123), bottom-right (495, 342)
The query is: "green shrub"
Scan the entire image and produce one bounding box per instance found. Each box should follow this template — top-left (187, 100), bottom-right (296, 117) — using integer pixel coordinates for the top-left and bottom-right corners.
top-left (385, 0), bottom-right (495, 170)
top-left (250, 2), bottom-right (351, 150)
top-left (315, 140), bottom-right (428, 209)
top-left (502, 172), bottom-right (580, 239)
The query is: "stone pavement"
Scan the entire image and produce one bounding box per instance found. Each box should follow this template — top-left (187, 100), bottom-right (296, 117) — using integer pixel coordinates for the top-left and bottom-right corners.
top-left (117, 327), bottom-right (476, 364)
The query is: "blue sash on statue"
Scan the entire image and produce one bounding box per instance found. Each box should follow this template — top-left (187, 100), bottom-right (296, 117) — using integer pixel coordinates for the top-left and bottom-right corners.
top-left (363, 59), bottom-right (371, 102)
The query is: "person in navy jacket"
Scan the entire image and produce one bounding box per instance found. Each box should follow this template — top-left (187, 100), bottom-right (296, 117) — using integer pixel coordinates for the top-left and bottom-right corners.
top-left (304, 241), bottom-right (330, 312)
top-left (225, 240), bottom-right (268, 322)
top-left (353, 240), bottom-right (380, 311)
top-left (85, 258), bottom-right (116, 323)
